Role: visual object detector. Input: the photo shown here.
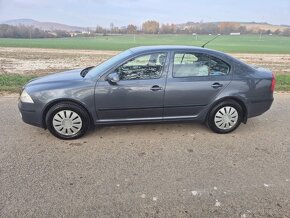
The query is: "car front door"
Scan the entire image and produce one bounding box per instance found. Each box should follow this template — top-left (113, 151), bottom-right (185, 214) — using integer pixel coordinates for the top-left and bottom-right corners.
top-left (164, 51), bottom-right (232, 118)
top-left (94, 52), bottom-right (168, 121)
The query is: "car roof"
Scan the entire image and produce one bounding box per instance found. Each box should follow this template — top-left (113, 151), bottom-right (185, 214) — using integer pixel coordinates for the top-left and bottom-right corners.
top-left (130, 45), bottom-right (216, 53)
top-left (128, 45), bottom-right (234, 60)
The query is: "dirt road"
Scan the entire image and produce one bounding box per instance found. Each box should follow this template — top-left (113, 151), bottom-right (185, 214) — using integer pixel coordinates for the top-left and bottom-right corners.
top-left (1, 47), bottom-right (290, 75)
top-left (0, 94), bottom-right (290, 217)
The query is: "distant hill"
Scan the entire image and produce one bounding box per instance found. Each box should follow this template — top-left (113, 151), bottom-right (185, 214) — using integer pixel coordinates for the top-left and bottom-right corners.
top-left (1, 19), bottom-right (88, 32)
top-left (239, 22), bottom-right (288, 32)
top-left (177, 21), bottom-right (288, 32)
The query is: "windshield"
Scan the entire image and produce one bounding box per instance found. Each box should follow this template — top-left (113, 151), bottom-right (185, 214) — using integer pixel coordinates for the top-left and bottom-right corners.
top-left (87, 49), bottom-right (133, 77)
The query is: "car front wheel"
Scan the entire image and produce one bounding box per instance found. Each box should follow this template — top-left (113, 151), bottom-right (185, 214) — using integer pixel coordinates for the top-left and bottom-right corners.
top-left (46, 102), bottom-right (90, 139)
top-left (207, 100), bottom-right (243, 134)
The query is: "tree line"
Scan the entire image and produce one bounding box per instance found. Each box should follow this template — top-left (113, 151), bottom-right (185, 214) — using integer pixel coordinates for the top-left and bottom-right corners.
top-left (1, 21), bottom-right (290, 38)
top-left (0, 24), bottom-right (70, 38)
top-left (102, 21), bottom-right (290, 36)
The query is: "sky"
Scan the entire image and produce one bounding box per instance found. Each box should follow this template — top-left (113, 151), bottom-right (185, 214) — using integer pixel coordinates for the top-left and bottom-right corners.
top-left (0, 0), bottom-right (289, 27)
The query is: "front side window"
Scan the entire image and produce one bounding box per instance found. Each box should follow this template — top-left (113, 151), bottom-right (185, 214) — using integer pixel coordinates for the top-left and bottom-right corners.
top-left (116, 52), bottom-right (167, 80)
top-left (173, 53), bottom-right (209, 77)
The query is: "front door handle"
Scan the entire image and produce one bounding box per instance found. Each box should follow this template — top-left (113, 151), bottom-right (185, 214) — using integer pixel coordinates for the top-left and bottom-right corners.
top-left (150, 85), bottom-right (163, 91)
top-left (211, 83), bottom-right (223, 89)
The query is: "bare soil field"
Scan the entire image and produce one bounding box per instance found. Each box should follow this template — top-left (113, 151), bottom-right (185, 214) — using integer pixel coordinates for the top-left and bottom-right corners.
top-left (0, 48), bottom-right (118, 75)
top-left (1, 47), bottom-right (290, 75)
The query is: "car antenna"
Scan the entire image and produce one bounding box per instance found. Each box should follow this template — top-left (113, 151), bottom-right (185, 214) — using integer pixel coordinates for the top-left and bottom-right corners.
top-left (201, 34), bottom-right (221, 48)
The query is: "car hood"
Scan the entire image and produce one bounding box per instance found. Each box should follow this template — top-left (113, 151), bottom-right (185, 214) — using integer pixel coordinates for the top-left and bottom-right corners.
top-left (27, 69), bottom-right (83, 86)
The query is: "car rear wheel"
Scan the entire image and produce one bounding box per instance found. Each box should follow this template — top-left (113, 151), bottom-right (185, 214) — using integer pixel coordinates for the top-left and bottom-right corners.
top-left (207, 100), bottom-right (243, 134)
top-left (46, 102), bottom-right (90, 139)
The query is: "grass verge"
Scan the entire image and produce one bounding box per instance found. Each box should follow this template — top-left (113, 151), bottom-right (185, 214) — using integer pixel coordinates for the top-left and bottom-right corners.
top-left (0, 74), bottom-right (36, 92)
top-left (276, 74), bottom-right (290, 91)
top-left (0, 73), bottom-right (289, 93)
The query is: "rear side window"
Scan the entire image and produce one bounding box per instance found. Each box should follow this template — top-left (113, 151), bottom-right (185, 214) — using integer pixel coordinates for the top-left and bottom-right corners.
top-left (173, 53), bottom-right (209, 77)
top-left (174, 53), bottom-right (198, 64)
top-left (173, 52), bottom-right (230, 78)
top-left (209, 56), bottom-right (230, 76)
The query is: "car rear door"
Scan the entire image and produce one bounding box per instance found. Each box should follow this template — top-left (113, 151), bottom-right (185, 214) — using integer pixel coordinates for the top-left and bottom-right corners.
top-left (163, 51), bottom-right (232, 118)
top-left (94, 52), bottom-right (169, 121)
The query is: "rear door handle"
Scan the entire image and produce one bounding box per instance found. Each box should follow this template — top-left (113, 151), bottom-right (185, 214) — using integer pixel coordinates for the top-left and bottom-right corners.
top-left (211, 83), bottom-right (223, 89)
top-left (150, 85), bottom-right (163, 91)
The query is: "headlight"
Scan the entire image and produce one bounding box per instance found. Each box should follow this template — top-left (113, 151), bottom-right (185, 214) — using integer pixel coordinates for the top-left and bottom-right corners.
top-left (20, 90), bottom-right (34, 103)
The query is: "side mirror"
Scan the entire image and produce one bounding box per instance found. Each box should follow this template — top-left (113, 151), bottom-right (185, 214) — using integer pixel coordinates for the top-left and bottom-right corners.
top-left (106, 72), bottom-right (120, 83)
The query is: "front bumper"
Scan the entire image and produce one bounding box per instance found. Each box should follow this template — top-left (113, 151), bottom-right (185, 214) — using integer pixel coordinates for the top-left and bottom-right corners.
top-left (18, 100), bottom-right (44, 128)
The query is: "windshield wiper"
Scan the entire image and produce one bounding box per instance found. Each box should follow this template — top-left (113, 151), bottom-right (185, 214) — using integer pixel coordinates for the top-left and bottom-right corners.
top-left (80, 66), bottom-right (94, 77)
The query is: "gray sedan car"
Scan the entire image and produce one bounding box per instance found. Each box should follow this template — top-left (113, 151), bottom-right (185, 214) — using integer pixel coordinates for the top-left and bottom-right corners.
top-left (19, 46), bottom-right (275, 139)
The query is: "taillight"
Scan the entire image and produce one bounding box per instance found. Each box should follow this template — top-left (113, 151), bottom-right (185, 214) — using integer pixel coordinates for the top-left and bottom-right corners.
top-left (271, 73), bottom-right (276, 92)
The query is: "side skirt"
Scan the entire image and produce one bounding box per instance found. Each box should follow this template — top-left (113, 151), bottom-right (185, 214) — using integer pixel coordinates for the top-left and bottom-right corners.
top-left (96, 115), bottom-right (198, 125)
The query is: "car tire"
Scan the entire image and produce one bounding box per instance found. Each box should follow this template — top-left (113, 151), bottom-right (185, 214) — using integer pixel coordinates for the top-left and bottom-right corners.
top-left (207, 100), bottom-right (243, 134)
top-left (46, 102), bottom-right (90, 140)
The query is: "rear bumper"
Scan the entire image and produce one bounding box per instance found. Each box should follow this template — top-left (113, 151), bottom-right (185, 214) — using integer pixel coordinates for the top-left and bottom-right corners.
top-left (18, 101), bottom-right (44, 128)
top-left (247, 98), bottom-right (274, 118)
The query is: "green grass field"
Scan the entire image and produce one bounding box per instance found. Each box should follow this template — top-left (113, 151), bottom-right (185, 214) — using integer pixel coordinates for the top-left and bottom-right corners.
top-left (1, 34), bottom-right (290, 53)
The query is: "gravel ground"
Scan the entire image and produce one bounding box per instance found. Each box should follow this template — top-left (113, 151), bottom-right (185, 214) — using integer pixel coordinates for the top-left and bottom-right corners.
top-left (0, 94), bottom-right (290, 217)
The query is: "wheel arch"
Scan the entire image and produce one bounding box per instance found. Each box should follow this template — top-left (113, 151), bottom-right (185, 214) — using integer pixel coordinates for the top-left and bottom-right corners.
top-left (41, 98), bottom-right (94, 128)
top-left (207, 96), bottom-right (248, 123)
